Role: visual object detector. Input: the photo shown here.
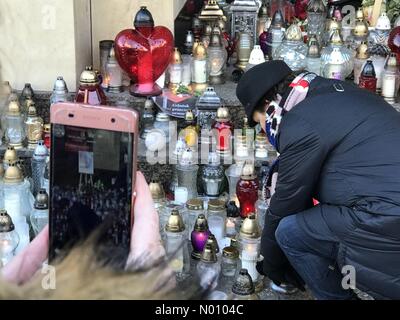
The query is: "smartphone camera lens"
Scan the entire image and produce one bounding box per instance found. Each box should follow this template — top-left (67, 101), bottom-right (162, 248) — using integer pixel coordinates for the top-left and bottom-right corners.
top-left (68, 113), bottom-right (74, 118)
top-left (111, 118), bottom-right (116, 123)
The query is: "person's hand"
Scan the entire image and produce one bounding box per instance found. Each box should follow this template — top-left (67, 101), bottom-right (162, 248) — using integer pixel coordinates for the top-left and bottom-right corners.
top-left (127, 171), bottom-right (166, 268)
top-left (1, 225), bottom-right (49, 285)
top-left (2, 171), bottom-right (167, 285)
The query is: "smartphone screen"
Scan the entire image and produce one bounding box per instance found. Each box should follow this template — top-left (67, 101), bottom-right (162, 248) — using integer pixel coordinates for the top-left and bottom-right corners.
top-left (49, 124), bottom-right (133, 266)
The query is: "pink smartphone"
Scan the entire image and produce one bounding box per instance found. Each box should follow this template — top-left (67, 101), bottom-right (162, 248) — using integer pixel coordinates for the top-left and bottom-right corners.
top-left (49, 102), bottom-right (138, 267)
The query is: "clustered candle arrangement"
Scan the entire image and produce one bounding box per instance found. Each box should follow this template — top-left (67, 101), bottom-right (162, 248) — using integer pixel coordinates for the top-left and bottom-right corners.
top-left (3, 2), bottom-right (400, 299)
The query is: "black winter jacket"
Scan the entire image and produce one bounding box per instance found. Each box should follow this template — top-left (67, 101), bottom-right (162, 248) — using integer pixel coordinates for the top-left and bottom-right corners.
top-left (261, 77), bottom-right (400, 299)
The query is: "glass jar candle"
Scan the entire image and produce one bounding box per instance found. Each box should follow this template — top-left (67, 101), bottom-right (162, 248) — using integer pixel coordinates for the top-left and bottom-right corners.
top-left (3, 163), bottom-right (33, 223)
top-left (30, 189), bottom-right (49, 236)
top-left (207, 33), bottom-right (227, 85)
top-left (192, 42), bottom-right (209, 93)
top-left (273, 23), bottom-right (308, 72)
top-left (201, 152), bottom-right (225, 198)
top-left (197, 243), bottom-right (221, 290)
top-left (226, 200), bottom-right (241, 238)
top-left (237, 162), bottom-right (259, 219)
top-left (99, 40), bottom-right (114, 85)
top-left (159, 202), bottom-right (185, 237)
top-left (212, 106), bottom-right (233, 157)
top-left (105, 45), bottom-right (123, 93)
top-left (231, 269), bottom-right (259, 300)
top-left (306, 0), bottom-right (326, 42)
top-left (306, 36), bottom-right (321, 76)
top-left (168, 48), bottom-right (183, 91)
top-left (25, 103), bottom-right (44, 150)
top-left (31, 141), bottom-right (48, 196)
top-left (369, 49), bottom-right (389, 94)
top-left (239, 214), bottom-right (261, 284)
top-left (207, 199), bottom-right (226, 248)
top-left (140, 98), bottom-right (155, 139)
top-left (0, 210), bottom-right (20, 268)
top-left (50, 76), bottom-right (69, 105)
top-left (3, 100), bottom-right (24, 149)
top-left (186, 198), bottom-right (205, 241)
top-left (181, 54), bottom-right (192, 87)
top-left (225, 161), bottom-right (245, 204)
top-left (164, 209), bottom-right (191, 277)
top-left (260, 10), bottom-right (285, 60)
top-left (191, 213), bottom-right (211, 259)
top-left (153, 112), bottom-right (171, 143)
top-left (353, 42), bottom-right (369, 85)
top-left (222, 245), bottom-right (239, 277)
top-left (255, 191), bottom-right (268, 231)
top-left (235, 31), bottom-right (253, 70)
top-left (254, 132), bottom-right (269, 160)
top-left (382, 53), bottom-right (400, 104)
top-left (358, 60), bottom-right (377, 93)
top-left (177, 149), bottom-right (199, 200)
top-left (320, 29), bottom-right (353, 80)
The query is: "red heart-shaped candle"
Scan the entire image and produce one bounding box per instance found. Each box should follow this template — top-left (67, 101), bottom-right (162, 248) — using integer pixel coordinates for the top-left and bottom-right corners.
top-left (115, 6), bottom-right (174, 96)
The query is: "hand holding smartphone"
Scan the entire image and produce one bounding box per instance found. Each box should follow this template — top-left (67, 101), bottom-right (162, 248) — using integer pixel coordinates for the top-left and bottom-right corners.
top-left (49, 103), bottom-right (138, 266)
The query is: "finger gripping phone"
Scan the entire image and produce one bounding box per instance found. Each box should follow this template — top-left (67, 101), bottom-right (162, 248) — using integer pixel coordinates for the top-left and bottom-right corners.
top-left (49, 102), bottom-right (138, 267)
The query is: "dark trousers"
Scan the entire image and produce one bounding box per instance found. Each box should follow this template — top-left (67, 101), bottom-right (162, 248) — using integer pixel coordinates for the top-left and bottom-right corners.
top-left (275, 208), bottom-right (356, 300)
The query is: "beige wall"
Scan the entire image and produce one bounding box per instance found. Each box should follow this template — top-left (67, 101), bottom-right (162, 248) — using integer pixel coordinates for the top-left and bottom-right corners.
top-left (0, 0), bottom-right (91, 92)
top-left (0, 0), bottom-right (185, 92)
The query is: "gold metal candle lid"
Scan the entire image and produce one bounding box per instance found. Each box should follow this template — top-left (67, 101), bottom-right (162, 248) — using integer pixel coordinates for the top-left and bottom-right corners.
top-left (210, 33), bottom-right (223, 47)
top-left (216, 106), bottom-right (230, 121)
top-left (27, 103), bottom-right (38, 117)
top-left (193, 42), bottom-right (207, 59)
top-left (200, 243), bottom-right (218, 263)
top-left (207, 234), bottom-right (220, 254)
top-left (356, 7), bottom-right (364, 20)
top-left (171, 48), bottom-right (183, 64)
top-left (44, 124), bottom-right (51, 133)
top-left (327, 17), bottom-right (340, 32)
top-left (258, 3), bottom-right (268, 18)
top-left (387, 53), bottom-right (398, 68)
top-left (192, 39), bottom-right (200, 55)
top-left (222, 245), bottom-right (239, 259)
top-left (285, 23), bottom-right (303, 41)
top-left (356, 42), bottom-right (369, 59)
top-left (4, 162), bottom-right (23, 184)
top-left (149, 180), bottom-right (165, 200)
top-left (240, 162), bottom-right (256, 180)
top-left (193, 213), bottom-right (209, 232)
top-left (199, 0), bottom-right (224, 21)
top-left (186, 198), bottom-right (204, 210)
top-left (0, 210), bottom-right (15, 233)
top-left (80, 66), bottom-right (98, 85)
top-left (25, 97), bottom-right (35, 109)
top-left (353, 18), bottom-right (369, 37)
top-left (329, 29), bottom-right (343, 45)
top-left (208, 199), bottom-right (225, 211)
top-left (165, 209), bottom-right (185, 233)
top-left (34, 189), bottom-right (49, 210)
top-left (7, 100), bottom-right (21, 116)
top-left (4, 146), bottom-right (17, 164)
top-left (232, 269), bottom-right (256, 296)
top-left (307, 39), bottom-right (321, 58)
top-left (240, 214), bottom-right (261, 239)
